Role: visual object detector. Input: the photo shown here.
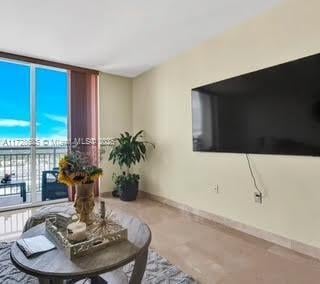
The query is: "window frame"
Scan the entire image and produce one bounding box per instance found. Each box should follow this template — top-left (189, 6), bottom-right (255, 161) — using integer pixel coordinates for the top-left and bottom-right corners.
top-left (0, 57), bottom-right (69, 209)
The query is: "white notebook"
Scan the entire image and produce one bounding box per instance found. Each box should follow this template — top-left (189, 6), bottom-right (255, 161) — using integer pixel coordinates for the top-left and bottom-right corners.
top-left (17, 235), bottom-right (56, 258)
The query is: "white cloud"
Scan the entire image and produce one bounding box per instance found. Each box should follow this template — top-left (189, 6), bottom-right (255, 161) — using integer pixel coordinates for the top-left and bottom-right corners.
top-left (44, 114), bottom-right (67, 125)
top-left (0, 119), bottom-right (30, 127)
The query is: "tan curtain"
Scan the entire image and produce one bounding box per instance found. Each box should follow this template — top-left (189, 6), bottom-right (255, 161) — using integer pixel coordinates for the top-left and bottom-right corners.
top-left (69, 71), bottom-right (99, 201)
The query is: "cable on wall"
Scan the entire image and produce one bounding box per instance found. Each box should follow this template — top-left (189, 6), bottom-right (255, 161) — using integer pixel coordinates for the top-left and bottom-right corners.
top-left (245, 153), bottom-right (263, 196)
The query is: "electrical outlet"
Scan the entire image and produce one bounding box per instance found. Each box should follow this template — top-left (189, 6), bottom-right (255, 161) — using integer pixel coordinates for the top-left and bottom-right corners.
top-left (214, 184), bottom-right (219, 193)
top-left (254, 192), bottom-right (262, 204)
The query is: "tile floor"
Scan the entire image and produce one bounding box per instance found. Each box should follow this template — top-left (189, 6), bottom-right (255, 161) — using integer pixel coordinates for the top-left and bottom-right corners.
top-left (1, 196), bottom-right (320, 283)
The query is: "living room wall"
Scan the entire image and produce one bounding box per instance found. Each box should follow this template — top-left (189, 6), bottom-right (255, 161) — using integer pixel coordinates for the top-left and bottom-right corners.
top-left (99, 73), bottom-right (132, 191)
top-left (132, 0), bottom-right (320, 248)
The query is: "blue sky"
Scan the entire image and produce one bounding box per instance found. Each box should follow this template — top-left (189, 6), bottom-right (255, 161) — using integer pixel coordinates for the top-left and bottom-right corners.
top-left (0, 60), bottom-right (68, 141)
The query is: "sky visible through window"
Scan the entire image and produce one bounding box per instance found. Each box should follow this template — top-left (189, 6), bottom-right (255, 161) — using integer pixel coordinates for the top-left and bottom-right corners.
top-left (0, 60), bottom-right (68, 146)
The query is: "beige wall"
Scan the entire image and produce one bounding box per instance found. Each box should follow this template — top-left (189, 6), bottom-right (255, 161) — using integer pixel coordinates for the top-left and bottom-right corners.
top-left (99, 73), bottom-right (132, 192)
top-left (132, 0), bottom-right (320, 248)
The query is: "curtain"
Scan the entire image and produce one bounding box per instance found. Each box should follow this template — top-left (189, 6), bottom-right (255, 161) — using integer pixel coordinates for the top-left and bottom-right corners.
top-left (69, 71), bottom-right (99, 201)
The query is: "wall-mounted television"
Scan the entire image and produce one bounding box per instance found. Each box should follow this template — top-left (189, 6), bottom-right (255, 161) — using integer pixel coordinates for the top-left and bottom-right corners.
top-left (192, 53), bottom-right (320, 156)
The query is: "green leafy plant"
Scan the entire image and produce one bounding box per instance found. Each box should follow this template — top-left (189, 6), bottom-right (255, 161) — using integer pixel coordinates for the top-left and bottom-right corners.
top-left (112, 172), bottom-right (140, 192)
top-left (108, 130), bottom-right (154, 191)
top-left (108, 130), bottom-right (154, 169)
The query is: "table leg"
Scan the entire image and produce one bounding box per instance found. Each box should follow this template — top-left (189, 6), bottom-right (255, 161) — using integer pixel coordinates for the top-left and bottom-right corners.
top-left (129, 248), bottom-right (148, 284)
top-left (90, 276), bottom-right (108, 283)
top-left (38, 278), bottom-right (65, 284)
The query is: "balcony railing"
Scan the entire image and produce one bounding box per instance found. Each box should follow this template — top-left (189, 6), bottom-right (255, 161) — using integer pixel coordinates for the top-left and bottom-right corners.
top-left (0, 147), bottom-right (67, 198)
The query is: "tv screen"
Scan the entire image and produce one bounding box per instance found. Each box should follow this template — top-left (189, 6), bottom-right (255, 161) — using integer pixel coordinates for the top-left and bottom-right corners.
top-left (192, 53), bottom-right (320, 156)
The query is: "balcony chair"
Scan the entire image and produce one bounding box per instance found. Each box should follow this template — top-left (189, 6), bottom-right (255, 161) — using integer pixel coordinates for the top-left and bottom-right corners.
top-left (41, 169), bottom-right (68, 201)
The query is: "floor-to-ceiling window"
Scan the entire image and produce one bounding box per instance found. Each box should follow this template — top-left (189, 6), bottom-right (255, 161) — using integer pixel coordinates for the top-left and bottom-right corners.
top-left (0, 58), bottom-right (68, 209)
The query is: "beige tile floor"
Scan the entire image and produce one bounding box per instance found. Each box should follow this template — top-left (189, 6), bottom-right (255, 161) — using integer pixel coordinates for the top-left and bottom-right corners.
top-left (1, 196), bottom-right (320, 283)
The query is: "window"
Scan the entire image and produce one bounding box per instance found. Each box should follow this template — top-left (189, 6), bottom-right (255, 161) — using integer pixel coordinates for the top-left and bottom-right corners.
top-left (0, 59), bottom-right (69, 208)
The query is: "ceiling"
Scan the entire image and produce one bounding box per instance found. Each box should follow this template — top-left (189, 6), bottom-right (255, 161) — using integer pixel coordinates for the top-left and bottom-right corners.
top-left (0, 0), bottom-right (282, 77)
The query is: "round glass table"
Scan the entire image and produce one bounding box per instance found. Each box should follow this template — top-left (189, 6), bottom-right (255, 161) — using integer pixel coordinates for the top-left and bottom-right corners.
top-left (11, 212), bottom-right (151, 284)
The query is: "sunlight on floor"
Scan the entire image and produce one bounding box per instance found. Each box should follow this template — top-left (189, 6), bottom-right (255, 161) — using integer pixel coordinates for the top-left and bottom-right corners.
top-left (0, 208), bottom-right (33, 241)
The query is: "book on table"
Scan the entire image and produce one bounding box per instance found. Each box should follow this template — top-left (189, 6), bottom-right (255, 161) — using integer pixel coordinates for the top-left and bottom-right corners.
top-left (16, 235), bottom-right (56, 258)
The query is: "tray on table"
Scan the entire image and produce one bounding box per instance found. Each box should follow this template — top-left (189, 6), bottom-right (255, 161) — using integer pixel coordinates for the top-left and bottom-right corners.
top-left (45, 214), bottom-right (127, 259)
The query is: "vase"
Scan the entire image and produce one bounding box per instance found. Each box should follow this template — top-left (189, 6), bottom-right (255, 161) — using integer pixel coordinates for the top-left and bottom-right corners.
top-left (74, 183), bottom-right (95, 225)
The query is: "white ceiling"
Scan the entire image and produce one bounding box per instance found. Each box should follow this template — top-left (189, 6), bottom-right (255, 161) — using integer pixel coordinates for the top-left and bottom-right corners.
top-left (0, 0), bottom-right (282, 77)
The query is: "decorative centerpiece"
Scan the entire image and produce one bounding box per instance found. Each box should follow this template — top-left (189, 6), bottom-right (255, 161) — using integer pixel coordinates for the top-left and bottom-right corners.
top-left (45, 201), bottom-right (128, 259)
top-left (58, 150), bottom-right (103, 225)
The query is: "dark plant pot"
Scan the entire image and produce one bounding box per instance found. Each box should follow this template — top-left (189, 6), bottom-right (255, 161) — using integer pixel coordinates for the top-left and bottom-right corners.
top-left (112, 188), bottom-right (120, 198)
top-left (119, 181), bottom-right (139, 201)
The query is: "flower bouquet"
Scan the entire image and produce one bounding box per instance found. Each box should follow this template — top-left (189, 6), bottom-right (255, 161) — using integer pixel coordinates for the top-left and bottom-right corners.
top-left (58, 150), bottom-right (103, 225)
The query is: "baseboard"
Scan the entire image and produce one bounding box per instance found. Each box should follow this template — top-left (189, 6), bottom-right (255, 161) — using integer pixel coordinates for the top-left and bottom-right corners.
top-left (100, 191), bottom-right (113, 198)
top-left (140, 191), bottom-right (320, 260)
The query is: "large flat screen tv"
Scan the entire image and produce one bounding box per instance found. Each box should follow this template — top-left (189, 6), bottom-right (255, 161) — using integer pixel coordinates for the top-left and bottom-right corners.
top-left (192, 53), bottom-right (320, 156)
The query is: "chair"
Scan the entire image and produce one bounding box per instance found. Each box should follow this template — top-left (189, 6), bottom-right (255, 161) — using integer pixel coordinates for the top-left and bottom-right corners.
top-left (41, 170), bottom-right (68, 201)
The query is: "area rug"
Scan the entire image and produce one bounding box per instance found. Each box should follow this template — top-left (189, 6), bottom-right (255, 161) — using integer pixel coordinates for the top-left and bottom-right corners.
top-left (123, 248), bottom-right (196, 283)
top-left (0, 242), bottom-right (196, 284)
top-left (0, 242), bottom-right (37, 284)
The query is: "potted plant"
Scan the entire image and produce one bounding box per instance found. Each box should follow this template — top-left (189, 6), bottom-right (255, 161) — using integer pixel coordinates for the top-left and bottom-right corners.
top-left (58, 150), bottom-right (103, 224)
top-left (108, 130), bottom-right (154, 201)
